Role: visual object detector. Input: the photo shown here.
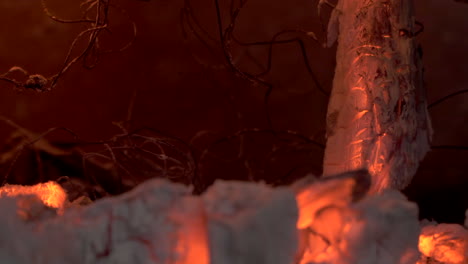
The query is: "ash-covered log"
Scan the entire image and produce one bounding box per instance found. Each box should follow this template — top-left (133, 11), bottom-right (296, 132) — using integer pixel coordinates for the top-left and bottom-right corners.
top-left (0, 170), bottom-right (439, 264)
top-left (0, 179), bottom-right (299, 264)
top-left (0, 180), bottom-right (206, 264)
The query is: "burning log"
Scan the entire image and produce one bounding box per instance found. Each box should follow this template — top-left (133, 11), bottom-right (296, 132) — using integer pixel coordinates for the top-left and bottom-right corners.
top-left (323, 0), bottom-right (432, 192)
top-left (294, 170), bottom-right (420, 264)
top-left (0, 179), bottom-right (299, 264)
top-left (293, 170), bottom-right (371, 230)
top-left (0, 180), bottom-right (208, 264)
top-left (0, 181), bottom-right (66, 210)
top-left (0, 170), bottom-right (434, 264)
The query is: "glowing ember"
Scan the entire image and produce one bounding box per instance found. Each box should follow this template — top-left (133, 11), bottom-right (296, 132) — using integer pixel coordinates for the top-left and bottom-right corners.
top-left (295, 177), bottom-right (355, 229)
top-left (0, 181), bottom-right (67, 210)
top-left (172, 197), bottom-right (210, 264)
top-left (418, 223), bottom-right (468, 264)
top-left (296, 188), bottom-right (421, 264)
top-left (0, 177), bottom-right (465, 264)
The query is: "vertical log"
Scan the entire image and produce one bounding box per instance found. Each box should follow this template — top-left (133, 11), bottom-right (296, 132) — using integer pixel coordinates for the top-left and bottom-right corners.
top-left (323, 0), bottom-right (432, 192)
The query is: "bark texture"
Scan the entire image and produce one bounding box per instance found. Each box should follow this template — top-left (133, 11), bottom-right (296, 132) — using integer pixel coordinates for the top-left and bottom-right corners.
top-left (323, 0), bottom-right (432, 192)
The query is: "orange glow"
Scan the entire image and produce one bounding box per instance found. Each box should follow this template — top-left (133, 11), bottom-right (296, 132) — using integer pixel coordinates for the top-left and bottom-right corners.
top-left (419, 234), bottom-right (436, 256)
top-left (294, 178), bottom-right (357, 264)
top-left (172, 197), bottom-right (210, 264)
top-left (5, 179), bottom-right (462, 264)
top-left (352, 53), bottom-right (376, 64)
top-left (351, 86), bottom-right (366, 92)
top-left (355, 128), bottom-right (368, 137)
top-left (352, 110), bottom-right (369, 122)
top-left (349, 139), bottom-right (364, 145)
top-left (295, 178), bottom-right (355, 229)
top-left (418, 229), bottom-right (468, 264)
top-left (0, 181), bottom-right (67, 210)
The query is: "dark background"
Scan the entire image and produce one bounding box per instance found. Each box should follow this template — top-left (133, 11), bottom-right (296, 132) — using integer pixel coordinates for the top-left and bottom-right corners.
top-left (0, 0), bottom-right (466, 223)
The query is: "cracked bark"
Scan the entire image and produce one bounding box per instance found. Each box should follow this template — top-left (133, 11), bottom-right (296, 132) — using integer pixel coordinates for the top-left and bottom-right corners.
top-left (323, 0), bottom-right (432, 192)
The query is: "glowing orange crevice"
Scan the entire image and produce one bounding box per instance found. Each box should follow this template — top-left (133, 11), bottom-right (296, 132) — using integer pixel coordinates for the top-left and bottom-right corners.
top-left (0, 181), bottom-right (67, 210)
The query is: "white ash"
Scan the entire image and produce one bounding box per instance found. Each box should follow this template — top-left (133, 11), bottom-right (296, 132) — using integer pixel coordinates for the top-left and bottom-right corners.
top-left (203, 180), bottom-right (299, 264)
top-left (0, 180), bottom-right (194, 264)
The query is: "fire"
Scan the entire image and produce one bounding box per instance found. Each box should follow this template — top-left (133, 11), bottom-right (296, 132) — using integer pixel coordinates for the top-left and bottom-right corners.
top-left (0, 181), bottom-right (67, 210)
top-left (418, 224), bottom-right (468, 264)
top-left (0, 178), bottom-right (465, 264)
top-left (172, 197), bottom-right (210, 264)
top-left (294, 173), bottom-right (423, 264)
top-left (295, 177), bottom-right (355, 229)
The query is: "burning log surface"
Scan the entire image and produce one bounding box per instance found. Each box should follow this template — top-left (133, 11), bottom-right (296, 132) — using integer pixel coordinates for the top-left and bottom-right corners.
top-left (0, 178), bottom-right (298, 264)
top-left (418, 223), bottom-right (468, 264)
top-left (0, 181), bottom-right (66, 210)
top-left (294, 170), bottom-right (420, 264)
top-left (0, 170), bottom-right (455, 264)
